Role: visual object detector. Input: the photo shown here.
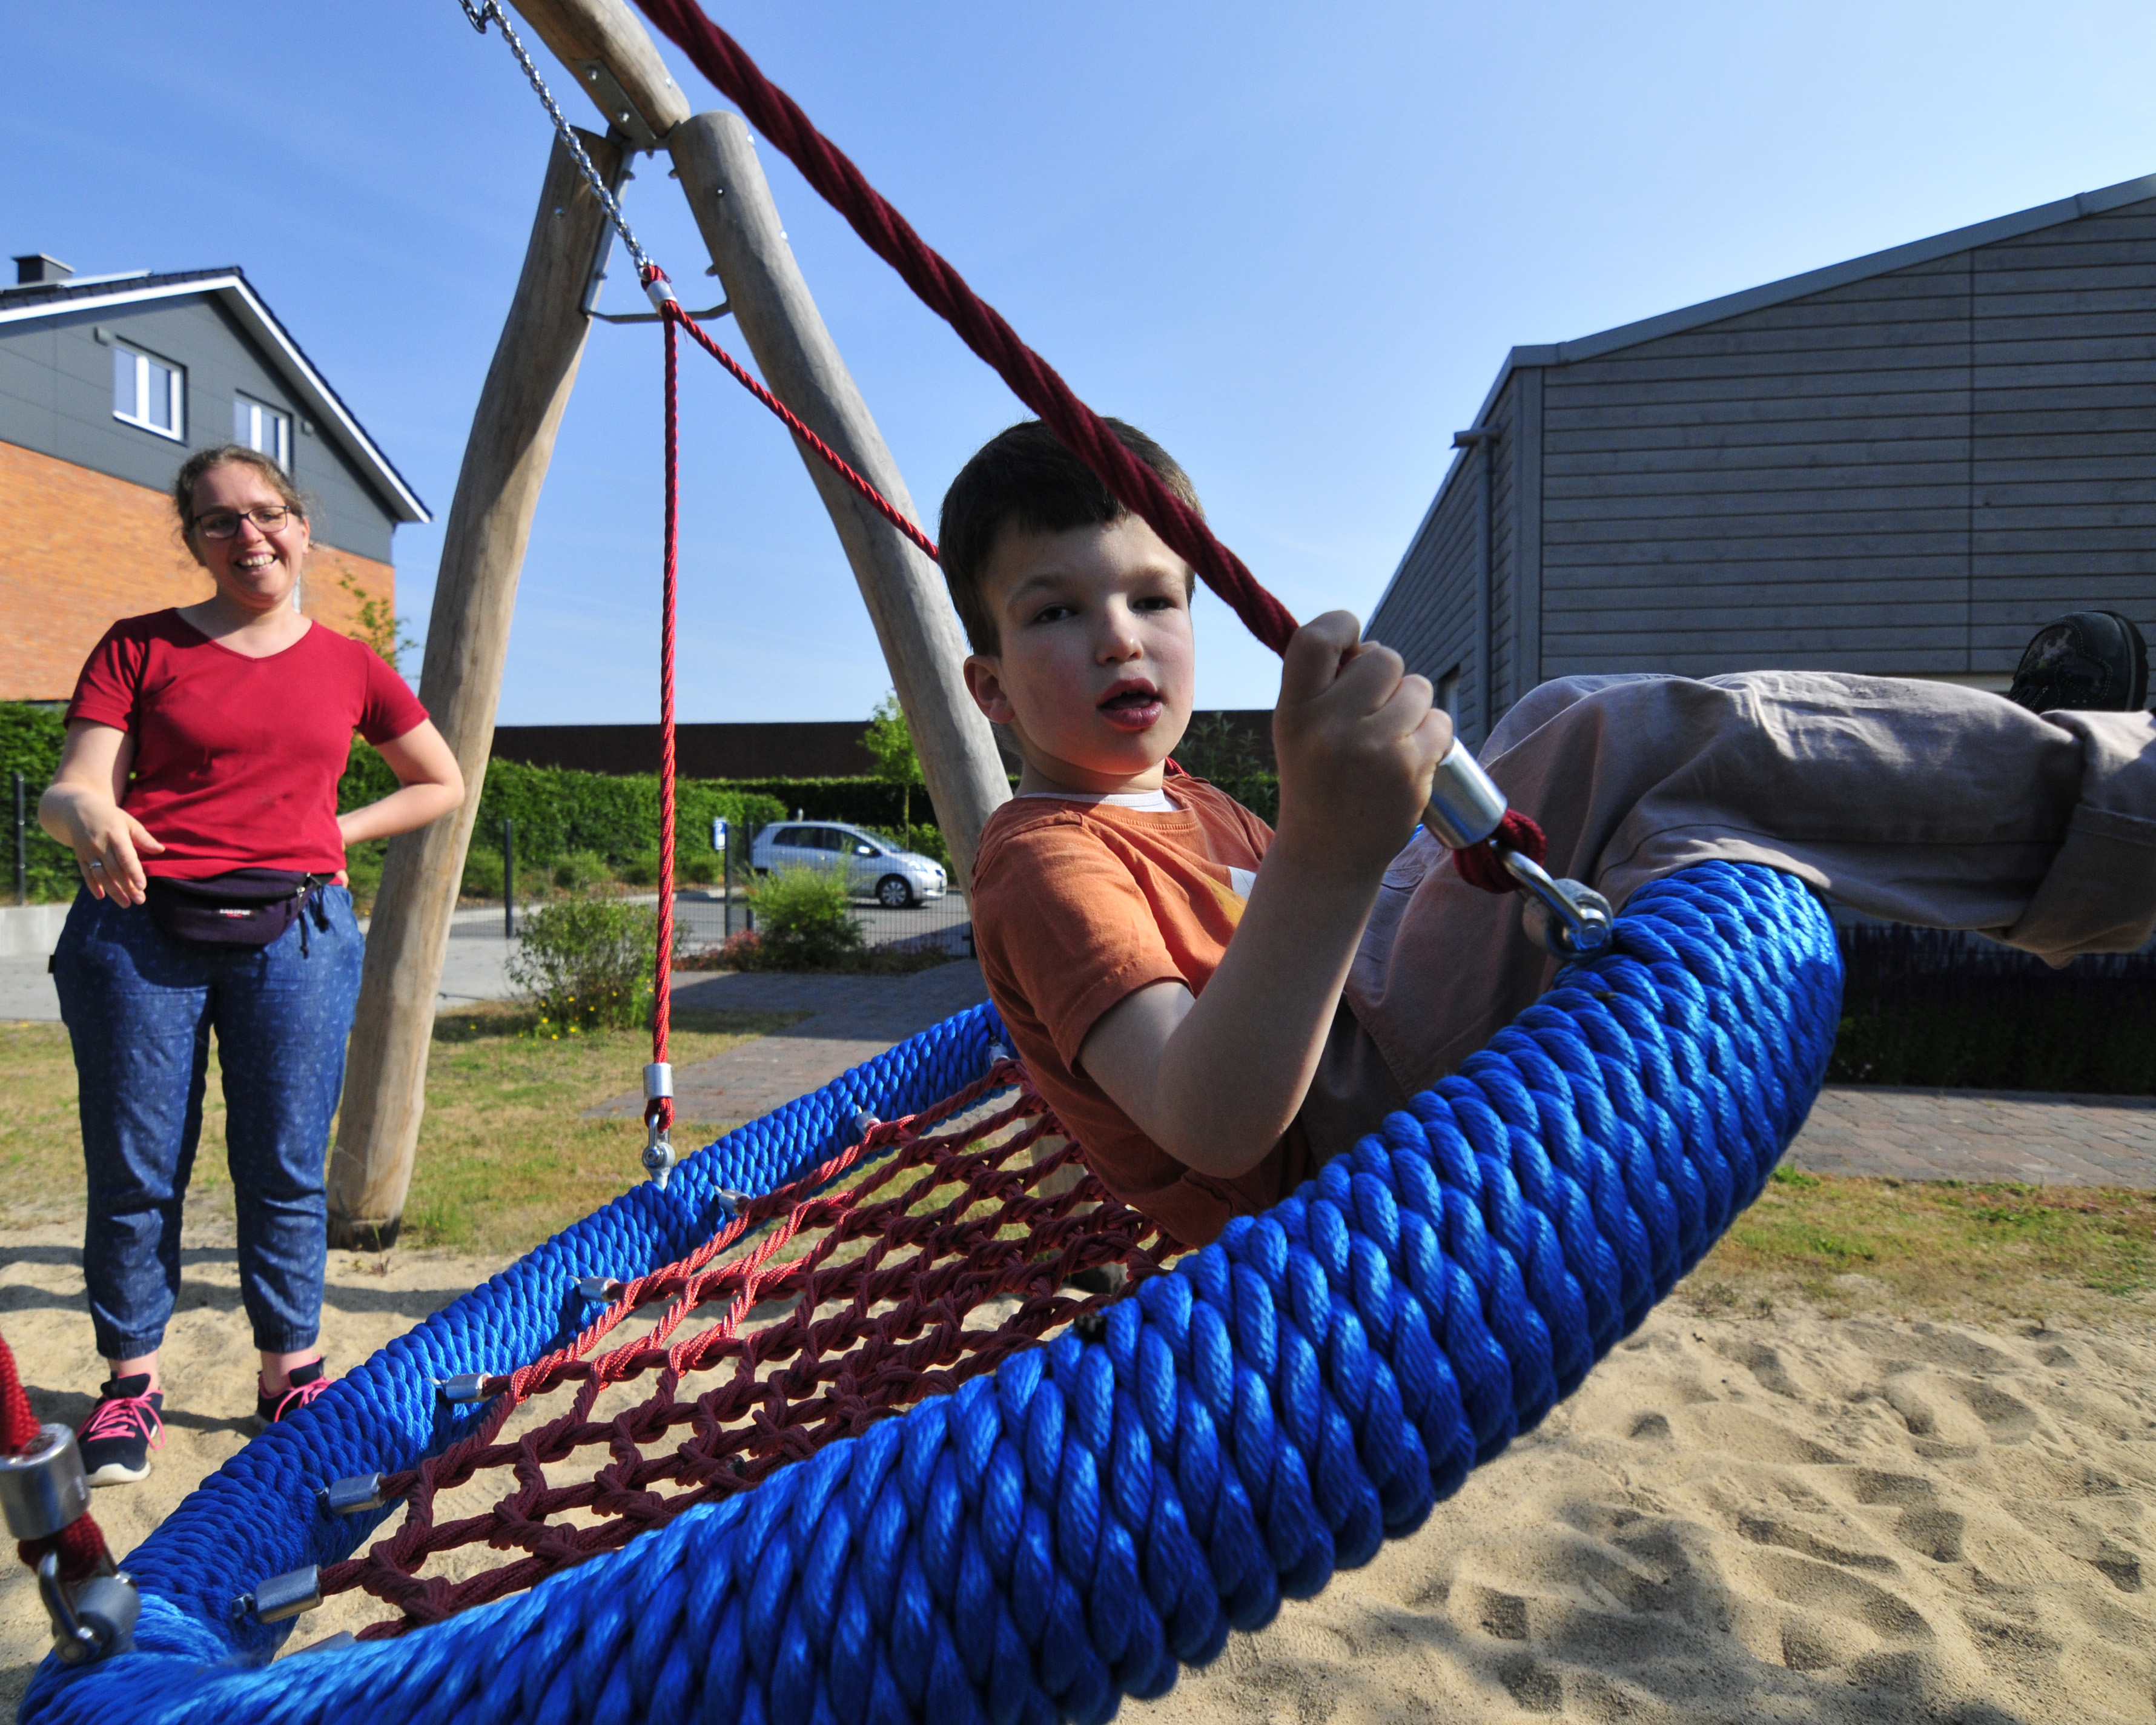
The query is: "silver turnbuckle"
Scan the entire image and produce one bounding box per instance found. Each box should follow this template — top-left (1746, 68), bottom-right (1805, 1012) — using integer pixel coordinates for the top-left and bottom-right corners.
top-left (5, 1426), bottom-right (137, 1664)
top-left (1424, 740), bottom-right (1614, 959)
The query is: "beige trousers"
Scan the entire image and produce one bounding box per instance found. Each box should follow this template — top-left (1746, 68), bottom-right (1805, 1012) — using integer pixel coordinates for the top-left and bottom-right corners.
top-left (1298, 672), bottom-right (2156, 1157)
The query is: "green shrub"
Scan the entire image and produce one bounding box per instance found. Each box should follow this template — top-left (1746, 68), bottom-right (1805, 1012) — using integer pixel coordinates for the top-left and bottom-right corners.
top-left (508, 898), bottom-right (678, 1031)
top-left (748, 866), bottom-right (862, 970)
top-left (552, 850), bottom-right (610, 894)
top-left (0, 702), bottom-right (83, 901)
top-left (682, 854), bottom-right (718, 887)
top-left (344, 839), bottom-right (388, 913)
top-left (460, 847), bottom-right (506, 901)
top-left (618, 850), bottom-right (660, 887)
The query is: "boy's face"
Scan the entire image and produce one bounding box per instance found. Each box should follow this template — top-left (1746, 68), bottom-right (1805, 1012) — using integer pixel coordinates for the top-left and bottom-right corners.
top-left (964, 514), bottom-right (1195, 793)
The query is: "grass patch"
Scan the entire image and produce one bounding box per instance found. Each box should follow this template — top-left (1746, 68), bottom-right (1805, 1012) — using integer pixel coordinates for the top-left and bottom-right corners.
top-left (0, 1003), bottom-right (803, 1259)
top-left (1682, 1167), bottom-right (2156, 1323)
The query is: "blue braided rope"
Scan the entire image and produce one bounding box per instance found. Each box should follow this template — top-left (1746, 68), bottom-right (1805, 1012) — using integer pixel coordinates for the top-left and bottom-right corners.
top-left (22, 861), bottom-right (1841, 1725)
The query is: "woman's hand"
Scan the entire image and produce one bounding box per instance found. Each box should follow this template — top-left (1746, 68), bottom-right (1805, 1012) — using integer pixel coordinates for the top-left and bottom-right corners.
top-left (39, 721), bottom-right (163, 905)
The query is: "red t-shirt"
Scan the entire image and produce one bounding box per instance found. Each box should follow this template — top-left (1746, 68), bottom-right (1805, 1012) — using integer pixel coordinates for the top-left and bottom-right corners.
top-left (66, 610), bottom-right (429, 878)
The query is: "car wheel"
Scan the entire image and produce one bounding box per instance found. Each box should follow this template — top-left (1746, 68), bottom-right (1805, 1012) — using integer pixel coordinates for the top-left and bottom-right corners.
top-left (876, 875), bottom-right (916, 909)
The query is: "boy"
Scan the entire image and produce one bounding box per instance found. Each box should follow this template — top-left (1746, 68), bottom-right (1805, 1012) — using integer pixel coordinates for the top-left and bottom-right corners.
top-left (948, 421), bottom-right (2156, 1247)
top-left (948, 419), bottom-right (1447, 1247)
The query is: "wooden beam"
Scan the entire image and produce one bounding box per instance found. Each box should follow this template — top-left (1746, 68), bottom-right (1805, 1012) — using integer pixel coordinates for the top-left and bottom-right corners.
top-left (326, 128), bottom-right (623, 1250)
top-left (669, 111), bottom-right (1011, 885)
top-left (508, 0), bottom-right (690, 147)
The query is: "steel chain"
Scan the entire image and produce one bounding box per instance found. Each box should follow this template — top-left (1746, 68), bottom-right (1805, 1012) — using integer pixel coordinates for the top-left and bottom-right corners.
top-left (455, 0), bottom-right (656, 281)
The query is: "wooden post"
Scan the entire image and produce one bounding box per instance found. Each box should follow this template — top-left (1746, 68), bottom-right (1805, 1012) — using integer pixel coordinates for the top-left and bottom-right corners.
top-left (668, 112), bottom-right (1011, 885)
top-left (326, 129), bottom-right (623, 1250)
top-left (509, 0), bottom-right (690, 145)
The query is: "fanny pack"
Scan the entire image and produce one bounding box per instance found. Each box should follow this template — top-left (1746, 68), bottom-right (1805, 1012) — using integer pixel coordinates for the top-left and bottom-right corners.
top-left (144, 869), bottom-right (326, 949)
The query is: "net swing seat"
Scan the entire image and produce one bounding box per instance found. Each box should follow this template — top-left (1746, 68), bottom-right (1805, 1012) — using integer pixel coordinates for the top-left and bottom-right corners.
top-left (21, 858), bottom-right (1844, 1725)
top-left (11, 4), bottom-right (1851, 1718)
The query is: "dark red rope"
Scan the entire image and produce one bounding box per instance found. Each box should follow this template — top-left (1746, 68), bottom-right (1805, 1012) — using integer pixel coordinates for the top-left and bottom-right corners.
top-left (1453, 809), bottom-right (1548, 893)
top-left (1, 1333), bottom-right (111, 1584)
top-left (650, 276), bottom-right (680, 1130)
top-left (630, 0), bottom-right (1299, 657)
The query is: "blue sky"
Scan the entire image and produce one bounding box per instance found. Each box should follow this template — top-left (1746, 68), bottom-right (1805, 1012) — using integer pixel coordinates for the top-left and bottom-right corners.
top-left (15, 2), bottom-right (2156, 721)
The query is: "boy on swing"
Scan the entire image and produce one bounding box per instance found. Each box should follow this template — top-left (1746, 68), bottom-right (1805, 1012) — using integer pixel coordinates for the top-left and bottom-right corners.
top-left (945, 420), bottom-right (2156, 1248)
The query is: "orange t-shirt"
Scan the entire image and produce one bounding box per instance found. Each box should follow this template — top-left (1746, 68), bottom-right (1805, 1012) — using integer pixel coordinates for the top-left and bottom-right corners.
top-left (969, 777), bottom-right (1317, 1247)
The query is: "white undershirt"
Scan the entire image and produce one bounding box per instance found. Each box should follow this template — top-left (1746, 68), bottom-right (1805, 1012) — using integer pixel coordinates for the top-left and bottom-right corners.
top-left (1017, 787), bottom-right (1182, 812)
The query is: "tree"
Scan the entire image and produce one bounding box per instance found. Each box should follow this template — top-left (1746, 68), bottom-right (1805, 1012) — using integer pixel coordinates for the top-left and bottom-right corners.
top-left (861, 689), bottom-right (925, 830)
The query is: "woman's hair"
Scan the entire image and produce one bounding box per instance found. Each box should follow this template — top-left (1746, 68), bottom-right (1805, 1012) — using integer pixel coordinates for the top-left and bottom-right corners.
top-left (171, 444), bottom-right (309, 537)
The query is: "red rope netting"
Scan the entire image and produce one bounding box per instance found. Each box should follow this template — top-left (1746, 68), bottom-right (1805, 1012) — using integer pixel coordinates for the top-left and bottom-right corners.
top-left (317, 1062), bottom-right (1172, 1637)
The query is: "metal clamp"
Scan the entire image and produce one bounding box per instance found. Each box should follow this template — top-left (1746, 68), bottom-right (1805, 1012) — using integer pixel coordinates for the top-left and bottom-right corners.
top-left (235, 1564), bottom-right (322, 1625)
top-left (0, 1423), bottom-right (90, 1540)
top-left (1421, 740), bottom-right (1614, 958)
top-left (437, 1373), bottom-right (491, 1405)
top-left (320, 1473), bottom-right (387, 1517)
top-left (574, 1275), bottom-right (627, 1306)
top-left (38, 1553), bottom-right (136, 1665)
top-left (643, 1061), bottom-right (677, 1188)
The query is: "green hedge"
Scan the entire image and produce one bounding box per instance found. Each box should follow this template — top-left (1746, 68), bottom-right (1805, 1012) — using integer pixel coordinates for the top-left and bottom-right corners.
top-left (341, 749), bottom-right (789, 866)
top-left (0, 703), bottom-right (79, 901)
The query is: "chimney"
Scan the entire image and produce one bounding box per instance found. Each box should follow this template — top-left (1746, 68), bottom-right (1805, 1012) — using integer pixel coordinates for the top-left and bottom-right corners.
top-left (13, 254), bottom-right (74, 286)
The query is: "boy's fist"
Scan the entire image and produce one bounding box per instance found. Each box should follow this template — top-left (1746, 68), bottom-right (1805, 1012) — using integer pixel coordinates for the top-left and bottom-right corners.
top-left (1272, 611), bottom-right (1452, 877)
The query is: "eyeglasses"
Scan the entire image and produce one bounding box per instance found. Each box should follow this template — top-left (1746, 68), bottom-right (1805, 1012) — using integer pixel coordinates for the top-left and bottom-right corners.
top-left (193, 505), bottom-right (296, 539)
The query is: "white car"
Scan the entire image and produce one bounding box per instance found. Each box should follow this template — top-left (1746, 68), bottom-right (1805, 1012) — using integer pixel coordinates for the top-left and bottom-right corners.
top-left (750, 820), bottom-right (947, 908)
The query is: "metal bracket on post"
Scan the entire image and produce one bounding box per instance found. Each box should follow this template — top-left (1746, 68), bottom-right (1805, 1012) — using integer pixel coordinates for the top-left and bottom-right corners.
top-left (1422, 740), bottom-right (1613, 959)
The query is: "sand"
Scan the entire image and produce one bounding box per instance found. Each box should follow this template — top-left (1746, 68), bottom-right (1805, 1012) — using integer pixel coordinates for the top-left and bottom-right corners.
top-left (5, 1219), bottom-right (2154, 1723)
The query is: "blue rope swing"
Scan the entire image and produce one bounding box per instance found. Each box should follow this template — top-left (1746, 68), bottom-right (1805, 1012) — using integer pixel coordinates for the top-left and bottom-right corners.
top-left (21, 860), bottom-right (1843, 1725)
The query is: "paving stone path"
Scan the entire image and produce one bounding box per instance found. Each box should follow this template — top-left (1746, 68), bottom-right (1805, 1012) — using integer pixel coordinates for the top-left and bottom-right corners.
top-left (588, 962), bottom-right (993, 1128)
top-left (596, 964), bottom-right (2156, 1189)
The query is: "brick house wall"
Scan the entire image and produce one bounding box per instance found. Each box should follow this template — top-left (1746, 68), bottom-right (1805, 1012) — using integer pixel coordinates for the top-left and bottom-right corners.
top-left (0, 439), bottom-right (395, 701)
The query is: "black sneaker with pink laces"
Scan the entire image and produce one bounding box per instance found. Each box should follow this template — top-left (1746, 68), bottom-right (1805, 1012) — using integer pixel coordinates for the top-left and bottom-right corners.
top-left (77, 1374), bottom-right (165, 1486)
top-left (256, 1359), bottom-right (331, 1427)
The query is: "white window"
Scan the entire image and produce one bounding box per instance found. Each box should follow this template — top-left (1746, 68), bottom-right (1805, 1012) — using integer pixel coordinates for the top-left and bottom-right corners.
top-left (113, 343), bottom-right (184, 440)
top-left (1437, 665), bottom-right (1463, 718)
top-left (233, 395), bottom-right (292, 468)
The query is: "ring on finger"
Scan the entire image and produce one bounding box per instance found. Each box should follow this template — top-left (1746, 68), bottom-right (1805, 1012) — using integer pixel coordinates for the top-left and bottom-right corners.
top-left (88, 860), bottom-right (105, 870)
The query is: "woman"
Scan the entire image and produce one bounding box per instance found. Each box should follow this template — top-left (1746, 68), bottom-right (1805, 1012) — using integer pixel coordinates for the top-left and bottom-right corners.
top-left (41, 445), bottom-right (463, 1486)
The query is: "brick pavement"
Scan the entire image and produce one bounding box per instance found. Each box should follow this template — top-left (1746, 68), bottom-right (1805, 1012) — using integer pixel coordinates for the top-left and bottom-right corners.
top-left (1787, 1086), bottom-right (2156, 1187)
top-left (587, 962), bottom-right (993, 1128)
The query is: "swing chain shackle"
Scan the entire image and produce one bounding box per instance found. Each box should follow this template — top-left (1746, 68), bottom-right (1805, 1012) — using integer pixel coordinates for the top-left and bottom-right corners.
top-left (1423, 741), bottom-right (1614, 958)
top-left (2, 1425), bottom-right (137, 1664)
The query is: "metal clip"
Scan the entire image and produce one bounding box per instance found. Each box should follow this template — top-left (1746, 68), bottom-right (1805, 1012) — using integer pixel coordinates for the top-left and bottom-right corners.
top-left (320, 1473), bottom-right (386, 1517)
top-left (38, 1553), bottom-right (136, 1665)
top-left (1421, 740), bottom-right (1509, 850)
top-left (236, 1564), bottom-right (322, 1624)
top-left (574, 1275), bottom-right (627, 1306)
top-left (851, 1108), bottom-right (881, 1140)
top-left (643, 1121), bottom-right (677, 1189)
top-left (1503, 850), bottom-right (1616, 958)
top-left (643, 274), bottom-right (680, 313)
top-left (437, 1373), bottom-right (491, 1405)
top-left (0, 1423), bottom-right (91, 1540)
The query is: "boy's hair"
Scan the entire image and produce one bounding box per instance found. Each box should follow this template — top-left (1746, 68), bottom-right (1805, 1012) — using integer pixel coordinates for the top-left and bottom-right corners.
top-left (938, 419), bottom-right (1202, 655)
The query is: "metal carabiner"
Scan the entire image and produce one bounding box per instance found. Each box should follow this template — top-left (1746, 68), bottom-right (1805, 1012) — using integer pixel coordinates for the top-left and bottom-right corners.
top-left (1423, 740), bottom-right (1615, 959)
top-left (643, 1062), bottom-right (677, 1188)
top-left (38, 1552), bottom-right (137, 1665)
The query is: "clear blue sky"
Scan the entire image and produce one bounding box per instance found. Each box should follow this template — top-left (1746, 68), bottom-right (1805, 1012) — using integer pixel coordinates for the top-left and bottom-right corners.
top-left (14, 2), bottom-right (2156, 721)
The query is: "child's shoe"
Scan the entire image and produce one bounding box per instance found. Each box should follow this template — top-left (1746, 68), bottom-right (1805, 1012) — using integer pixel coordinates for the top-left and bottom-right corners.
top-left (2008, 611), bottom-right (2149, 714)
top-left (256, 1359), bottom-right (331, 1426)
top-left (76, 1374), bottom-right (165, 1486)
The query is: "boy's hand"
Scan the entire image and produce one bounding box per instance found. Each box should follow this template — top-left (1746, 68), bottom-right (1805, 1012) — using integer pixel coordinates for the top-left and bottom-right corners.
top-left (1272, 611), bottom-right (1451, 880)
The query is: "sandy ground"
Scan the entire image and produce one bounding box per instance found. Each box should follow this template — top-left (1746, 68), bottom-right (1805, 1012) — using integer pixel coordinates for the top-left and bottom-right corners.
top-left (5, 1222), bottom-right (2154, 1723)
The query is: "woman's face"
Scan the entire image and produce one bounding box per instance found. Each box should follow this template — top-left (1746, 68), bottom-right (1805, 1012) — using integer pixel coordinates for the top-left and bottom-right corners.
top-left (187, 462), bottom-right (311, 614)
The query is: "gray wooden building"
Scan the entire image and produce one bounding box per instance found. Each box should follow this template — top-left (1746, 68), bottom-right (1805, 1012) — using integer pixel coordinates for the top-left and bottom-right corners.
top-left (1367, 174), bottom-right (2156, 746)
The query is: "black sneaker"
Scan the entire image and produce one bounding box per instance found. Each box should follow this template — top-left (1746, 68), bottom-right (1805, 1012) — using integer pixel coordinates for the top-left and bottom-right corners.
top-left (2007, 611), bottom-right (2149, 714)
top-left (257, 1359), bottom-right (331, 1426)
top-left (76, 1374), bottom-right (164, 1486)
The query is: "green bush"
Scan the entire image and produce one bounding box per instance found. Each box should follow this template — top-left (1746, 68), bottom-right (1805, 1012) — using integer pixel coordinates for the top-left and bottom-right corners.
top-left (460, 847), bottom-right (506, 901)
top-left (508, 897), bottom-right (677, 1031)
top-left (0, 703), bottom-right (82, 901)
top-left (747, 866), bottom-right (862, 970)
top-left (618, 850), bottom-right (660, 887)
top-left (552, 850), bottom-right (610, 894)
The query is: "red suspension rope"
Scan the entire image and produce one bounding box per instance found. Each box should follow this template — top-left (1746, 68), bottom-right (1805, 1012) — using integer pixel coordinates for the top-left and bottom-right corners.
top-left (1, 1332), bottom-right (111, 1585)
top-left (649, 291), bottom-right (680, 1136)
top-left (631, 0), bottom-right (1299, 658)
